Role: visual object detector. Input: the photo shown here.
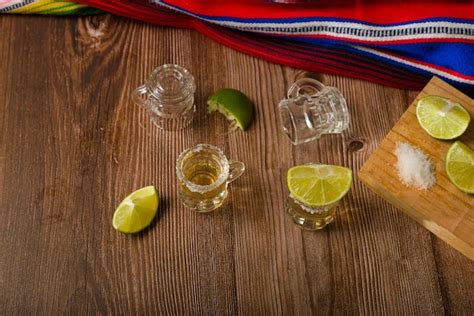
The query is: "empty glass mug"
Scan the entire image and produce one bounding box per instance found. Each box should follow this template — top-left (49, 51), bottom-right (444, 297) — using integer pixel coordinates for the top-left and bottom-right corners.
top-left (286, 195), bottom-right (339, 230)
top-left (278, 78), bottom-right (349, 145)
top-left (176, 144), bottom-right (245, 213)
top-left (132, 64), bottom-right (196, 131)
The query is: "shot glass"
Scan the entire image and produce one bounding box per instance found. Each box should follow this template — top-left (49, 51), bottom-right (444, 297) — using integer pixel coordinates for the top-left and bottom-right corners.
top-left (132, 64), bottom-right (196, 131)
top-left (278, 78), bottom-right (349, 145)
top-left (176, 144), bottom-right (245, 213)
top-left (286, 195), bottom-right (339, 230)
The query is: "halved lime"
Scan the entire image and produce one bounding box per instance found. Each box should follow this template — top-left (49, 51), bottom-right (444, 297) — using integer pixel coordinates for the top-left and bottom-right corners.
top-left (112, 186), bottom-right (159, 234)
top-left (445, 141), bottom-right (474, 194)
top-left (287, 164), bottom-right (353, 207)
top-left (207, 88), bottom-right (254, 130)
top-left (416, 96), bottom-right (470, 140)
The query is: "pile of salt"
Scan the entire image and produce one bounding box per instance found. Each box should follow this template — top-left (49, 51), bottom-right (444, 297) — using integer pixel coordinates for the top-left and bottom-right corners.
top-left (394, 142), bottom-right (436, 190)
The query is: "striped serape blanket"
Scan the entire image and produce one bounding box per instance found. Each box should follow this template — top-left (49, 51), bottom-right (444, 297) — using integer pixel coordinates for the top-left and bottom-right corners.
top-left (2, 0), bottom-right (474, 92)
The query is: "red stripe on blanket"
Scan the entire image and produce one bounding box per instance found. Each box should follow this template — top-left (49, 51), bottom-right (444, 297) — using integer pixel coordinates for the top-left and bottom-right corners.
top-left (160, 0), bottom-right (474, 24)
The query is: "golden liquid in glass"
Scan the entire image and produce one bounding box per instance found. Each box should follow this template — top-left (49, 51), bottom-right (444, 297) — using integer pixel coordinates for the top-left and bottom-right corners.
top-left (179, 149), bottom-right (228, 210)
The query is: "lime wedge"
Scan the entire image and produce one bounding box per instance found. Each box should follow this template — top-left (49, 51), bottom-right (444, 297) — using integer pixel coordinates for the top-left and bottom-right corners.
top-left (287, 164), bottom-right (353, 207)
top-left (416, 96), bottom-right (470, 140)
top-left (445, 141), bottom-right (474, 194)
top-left (112, 186), bottom-right (159, 234)
top-left (207, 88), bottom-right (254, 130)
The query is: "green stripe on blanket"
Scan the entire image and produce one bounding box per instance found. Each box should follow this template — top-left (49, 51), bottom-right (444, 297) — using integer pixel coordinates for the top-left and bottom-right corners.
top-left (0, 0), bottom-right (101, 15)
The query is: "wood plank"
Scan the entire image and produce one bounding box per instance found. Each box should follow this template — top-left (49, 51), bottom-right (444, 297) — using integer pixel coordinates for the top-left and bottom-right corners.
top-left (0, 14), bottom-right (473, 314)
top-left (359, 77), bottom-right (474, 262)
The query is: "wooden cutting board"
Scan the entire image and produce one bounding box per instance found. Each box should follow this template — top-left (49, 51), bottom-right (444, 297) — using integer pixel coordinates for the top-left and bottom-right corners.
top-left (359, 77), bottom-right (474, 261)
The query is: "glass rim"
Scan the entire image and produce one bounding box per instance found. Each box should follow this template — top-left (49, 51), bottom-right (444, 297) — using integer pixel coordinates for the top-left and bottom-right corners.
top-left (287, 78), bottom-right (325, 99)
top-left (289, 193), bottom-right (339, 214)
top-left (176, 144), bottom-right (230, 193)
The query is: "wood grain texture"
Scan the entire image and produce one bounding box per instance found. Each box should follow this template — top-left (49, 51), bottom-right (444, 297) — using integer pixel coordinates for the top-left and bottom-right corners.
top-left (1, 14), bottom-right (473, 315)
top-left (359, 77), bottom-right (474, 261)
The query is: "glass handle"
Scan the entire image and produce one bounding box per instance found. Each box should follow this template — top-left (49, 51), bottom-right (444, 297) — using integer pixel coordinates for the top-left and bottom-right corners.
top-left (131, 84), bottom-right (148, 107)
top-left (228, 160), bottom-right (245, 183)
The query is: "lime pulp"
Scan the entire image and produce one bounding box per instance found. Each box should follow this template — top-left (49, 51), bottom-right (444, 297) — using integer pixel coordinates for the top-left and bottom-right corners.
top-left (287, 164), bottom-right (353, 207)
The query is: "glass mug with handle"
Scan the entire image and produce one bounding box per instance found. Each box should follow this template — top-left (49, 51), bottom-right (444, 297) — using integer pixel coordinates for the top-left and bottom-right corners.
top-left (278, 78), bottom-right (349, 145)
top-left (285, 163), bottom-right (352, 230)
top-left (176, 144), bottom-right (245, 212)
top-left (132, 64), bottom-right (196, 131)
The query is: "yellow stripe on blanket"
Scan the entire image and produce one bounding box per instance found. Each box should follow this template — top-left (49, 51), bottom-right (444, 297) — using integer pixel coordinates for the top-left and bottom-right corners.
top-left (9, 0), bottom-right (87, 14)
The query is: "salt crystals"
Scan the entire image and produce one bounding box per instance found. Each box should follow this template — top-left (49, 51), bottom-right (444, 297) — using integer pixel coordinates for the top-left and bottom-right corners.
top-left (395, 142), bottom-right (436, 190)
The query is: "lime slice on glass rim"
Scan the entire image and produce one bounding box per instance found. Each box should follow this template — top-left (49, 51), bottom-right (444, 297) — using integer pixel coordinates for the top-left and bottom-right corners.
top-left (207, 88), bottom-right (255, 130)
top-left (287, 164), bottom-right (353, 207)
top-left (445, 141), bottom-right (474, 194)
top-left (112, 186), bottom-right (159, 234)
top-left (416, 96), bottom-right (470, 140)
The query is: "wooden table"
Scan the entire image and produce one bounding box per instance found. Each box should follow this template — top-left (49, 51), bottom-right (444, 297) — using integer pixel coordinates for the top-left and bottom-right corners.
top-left (1, 14), bottom-right (473, 314)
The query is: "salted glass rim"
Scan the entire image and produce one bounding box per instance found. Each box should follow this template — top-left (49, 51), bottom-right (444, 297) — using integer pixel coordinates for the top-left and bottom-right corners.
top-left (176, 144), bottom-right (230, 193)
